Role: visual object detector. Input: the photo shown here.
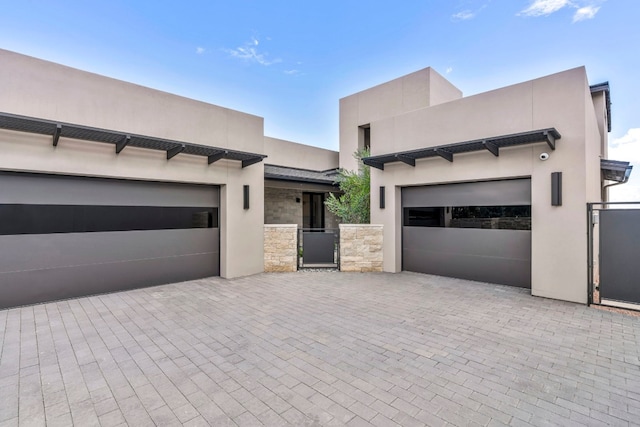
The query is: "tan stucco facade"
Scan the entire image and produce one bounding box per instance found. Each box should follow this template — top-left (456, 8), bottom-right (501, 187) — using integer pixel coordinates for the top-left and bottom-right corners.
top-left (264, 136), bottom-right (338, 171)
top-left (0, 48), bottom-right (612, 304)
top-left (0, 49), bottom-right (265, 279)
top-left (340, 67), bottom-right (462, 172)
top-left (341, 66), bottom-right (607, 304)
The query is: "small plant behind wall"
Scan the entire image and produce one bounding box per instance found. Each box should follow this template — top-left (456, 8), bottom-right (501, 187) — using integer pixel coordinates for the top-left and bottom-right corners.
top-left (325, 149), bottom-right (370, 224)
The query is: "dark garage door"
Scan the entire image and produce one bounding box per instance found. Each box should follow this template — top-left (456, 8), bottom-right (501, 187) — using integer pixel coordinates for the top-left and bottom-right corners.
top-left (402, 179), bottom-right (531, 288)
top-left (0, 172), bottom-right (219, 309)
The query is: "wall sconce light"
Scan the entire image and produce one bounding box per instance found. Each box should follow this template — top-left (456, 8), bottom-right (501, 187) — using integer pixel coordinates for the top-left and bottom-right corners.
top-left (380, 186), bottom-right (385, 209)
top-left (551, 172), bottom-right (562, 206)
top-left (243, 185), bottom-right (250, 210)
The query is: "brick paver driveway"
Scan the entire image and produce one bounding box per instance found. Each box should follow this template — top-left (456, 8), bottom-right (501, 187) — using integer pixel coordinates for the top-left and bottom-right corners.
top-left (1, 272), bottom-right (639, 426)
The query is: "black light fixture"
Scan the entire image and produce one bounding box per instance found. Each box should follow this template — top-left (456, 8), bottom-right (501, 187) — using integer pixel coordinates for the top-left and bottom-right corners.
top-left (551, 172), bottom-right (562, 206)
top-left (380, 186), bottom-right (385, 209)
top-left (243, 185), bottom-right (250, 210)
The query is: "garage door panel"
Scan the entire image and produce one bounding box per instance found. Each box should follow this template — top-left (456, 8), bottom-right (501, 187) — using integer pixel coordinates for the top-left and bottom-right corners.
top-left (0, 252), bottom-right (218, 309)
top-left (403, 227), bottom-right (530, 259)
top-left (403, 248), bottom-right (531, 288)
top-left (0, 172), bottom-right (220, 309)
top-left (402, 179), bottom-right (531, 288)
top-left (0, 172), bottom-right (219, 207)
top-left (403, 179), bottom-right (531, 207)
top-left (0, 229), bottom-right (218, 272)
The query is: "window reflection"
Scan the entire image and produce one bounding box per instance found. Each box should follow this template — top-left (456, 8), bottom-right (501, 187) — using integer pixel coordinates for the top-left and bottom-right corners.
top-left (404, 206), bottom-right (531, 230)
top-left (0, 205), bottom-right (218, 235)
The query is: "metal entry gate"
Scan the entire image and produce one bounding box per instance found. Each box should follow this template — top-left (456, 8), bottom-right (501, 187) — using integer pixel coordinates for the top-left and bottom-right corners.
top-left (298, 228), bottom-right (339, 268)
top-left (588, 202), bottom-right (640, 309)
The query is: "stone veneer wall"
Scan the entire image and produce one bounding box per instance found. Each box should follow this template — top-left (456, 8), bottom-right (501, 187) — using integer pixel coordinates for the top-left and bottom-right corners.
top-left (264, 224), bottom-right (298, 272)
top-left (339, 224), bottom-right (383, 272)
top-left (264, 187), bottom-right (302, 226)
top-left (265, 187), bottom-right (340, 229)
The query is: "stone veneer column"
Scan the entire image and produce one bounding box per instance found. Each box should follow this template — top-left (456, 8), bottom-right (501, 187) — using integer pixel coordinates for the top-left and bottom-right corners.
top-left (339, 224), bottom-right (383, 272)
top-left (264, 224), bottom-right (298, 272)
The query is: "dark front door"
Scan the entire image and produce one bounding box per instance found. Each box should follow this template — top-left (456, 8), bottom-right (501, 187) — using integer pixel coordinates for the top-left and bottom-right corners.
top-left (303, 192), bottom-right (325, 229)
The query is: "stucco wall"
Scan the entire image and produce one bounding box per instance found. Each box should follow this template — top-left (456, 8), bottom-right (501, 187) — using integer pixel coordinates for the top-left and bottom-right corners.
top-left (264, 225), bottom-right (297, 272)
top-left (0, 49), bottom-right (266, 279)
top-left (356, 66), bottom-right (605, 304)
top-left (264, 137), bottom-right (338, 171)
top-left (339, 67), bottom-right (462, 171)
top-left (340, 224), bottom-right (383, 272)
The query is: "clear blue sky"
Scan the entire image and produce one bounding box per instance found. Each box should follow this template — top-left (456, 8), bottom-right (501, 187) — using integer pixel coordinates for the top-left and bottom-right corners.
top-left (1, 0), bottom-right (638, 199)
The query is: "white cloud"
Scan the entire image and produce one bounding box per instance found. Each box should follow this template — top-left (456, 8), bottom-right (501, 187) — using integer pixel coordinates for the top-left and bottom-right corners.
top-left (518, 0), bottom-right (603, 22)
top-left (608, 128), bottom-right (640, 202)
top-left (519, 0), bottom-right (570, 16)
top-left (446, 67), bottom-right (453, 74)
top-left (196, 47), bottom-right (205, 54)
top-left (452, 2), bottom-right (492, 22)
top-left (609, 129), bottom-right (640, 164)
top-left (573, 5), bottom-right (600, 21)
top-left (452, 10), bottom-right (475, 21)
top-left (225, 37), bottom-right (281, 66)
top-left (284, 69), bottom-right (300, 75)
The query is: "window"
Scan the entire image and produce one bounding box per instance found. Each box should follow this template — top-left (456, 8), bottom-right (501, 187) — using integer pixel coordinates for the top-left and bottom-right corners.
top-left (404, 207), bottom-right (445, 227)
top-left (303, 193), bottom-right (325, 229)
top-left (359, 124), bottom-right (371, 151)
top-left (0, 205), bottom-right (218, 235)
top-left (403, 205), bottom-right (531, 230)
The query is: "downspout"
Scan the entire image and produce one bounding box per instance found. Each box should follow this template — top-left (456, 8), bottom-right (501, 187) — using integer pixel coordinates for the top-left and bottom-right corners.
top-left (587, 203), bottom-right (594, 306)
top-left (603, 176), bottom-right (630, 188)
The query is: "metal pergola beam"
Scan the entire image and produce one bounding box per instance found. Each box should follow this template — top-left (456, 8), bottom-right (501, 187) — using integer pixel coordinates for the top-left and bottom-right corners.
top-left (53, 125), bottom-right (61, 147)
top-left (482, 140), bottom-right (499, 157)
top-left (544, 131), bottom-right (556, 150)
top-left (435, 148), bottom-right (453, 162)
top-left (0, 112), bottom-right (267, 168)
top-left (363, 158), bottom-right (384, 170)
top-left (360, 128), bottom-right (561, 170)
top-left (242, 156), bottom-right (265, 168)
top-left (167, 144), bottom-right (185, 160)
top-left (395, 154), bottom-right (415, 167)
top-left (208, 150), bottom-right (227, 165)
top-left (116, 135), bottom-right (130, 154)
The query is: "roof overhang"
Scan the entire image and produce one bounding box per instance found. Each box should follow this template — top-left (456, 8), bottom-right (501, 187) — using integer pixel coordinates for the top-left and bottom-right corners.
top-left (264, 164), bottom-right (339, 186)
top-left (601, 159), bottom-right (633, 183)
top-left (590, 82), bottom-right (611, 132)
top-left (0, 112), bottom-right (267, 168)
top-left (362, 128), bottom-right (561, 170)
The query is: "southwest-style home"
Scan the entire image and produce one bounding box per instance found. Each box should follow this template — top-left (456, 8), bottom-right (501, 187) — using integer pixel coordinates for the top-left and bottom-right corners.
top-left (0, 48), bottom-right (627, 309)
